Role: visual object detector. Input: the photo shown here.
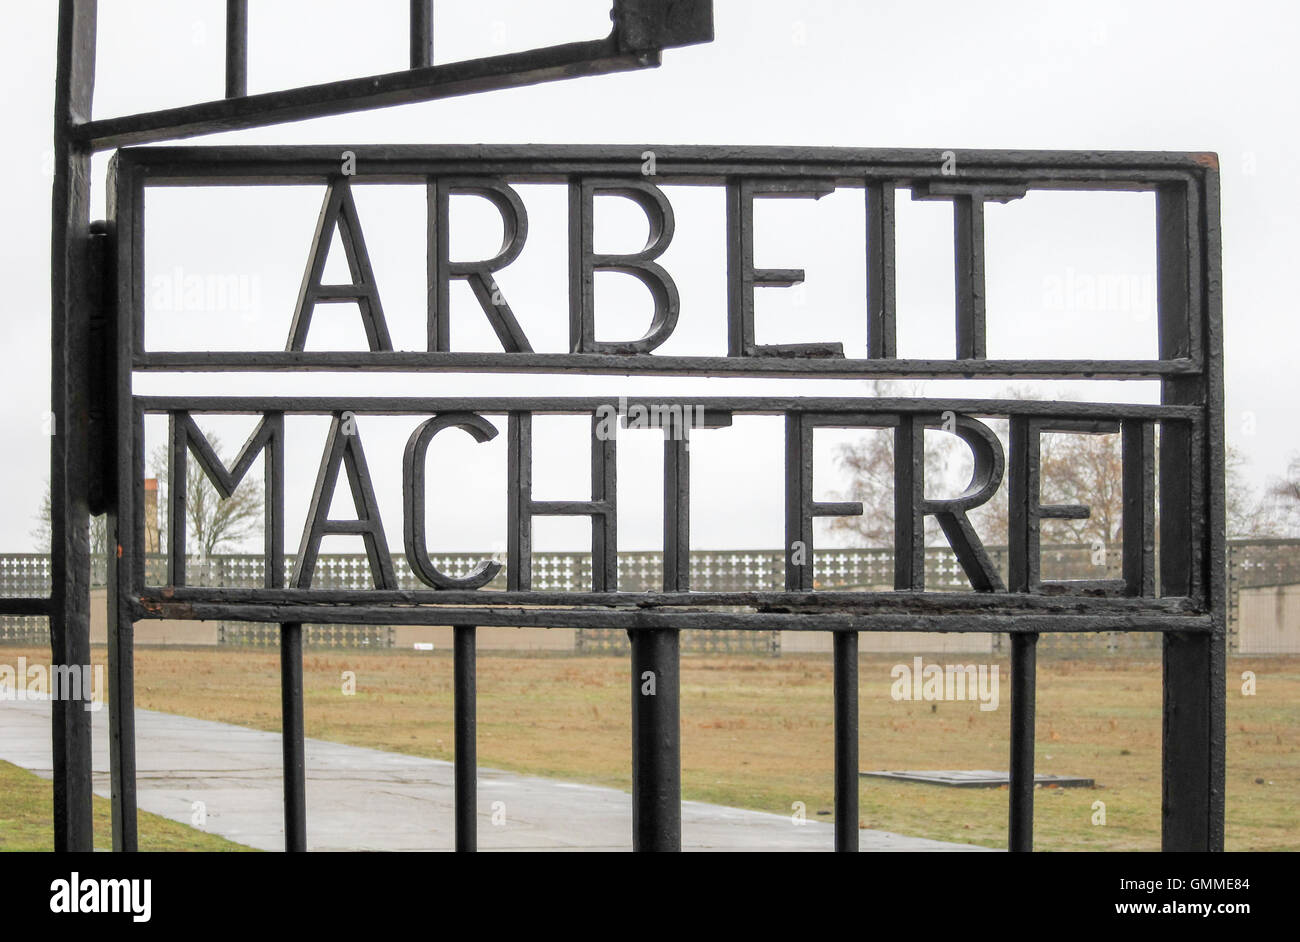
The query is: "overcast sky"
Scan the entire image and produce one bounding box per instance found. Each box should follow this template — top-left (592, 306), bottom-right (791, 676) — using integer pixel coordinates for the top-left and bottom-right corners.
top-left (2, 0), bottom-right (1296, 559)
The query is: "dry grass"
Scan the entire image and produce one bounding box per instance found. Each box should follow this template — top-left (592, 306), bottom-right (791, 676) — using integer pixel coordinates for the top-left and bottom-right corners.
top-left (2, 644), bottom-right (1295, 850)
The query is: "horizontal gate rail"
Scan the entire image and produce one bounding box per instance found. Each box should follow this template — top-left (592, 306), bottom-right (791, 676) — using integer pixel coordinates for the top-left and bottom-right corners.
top-left (133, 605), bottom-right (1212, 633)
top-left (0, 598), bottom-right (52, 616)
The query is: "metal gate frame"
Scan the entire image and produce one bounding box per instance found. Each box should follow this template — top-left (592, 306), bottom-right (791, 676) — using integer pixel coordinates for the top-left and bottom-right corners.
top-left (36, 1), bottom-right (1224, 855)
top-left (105, 144), bottom-right (1224, 854)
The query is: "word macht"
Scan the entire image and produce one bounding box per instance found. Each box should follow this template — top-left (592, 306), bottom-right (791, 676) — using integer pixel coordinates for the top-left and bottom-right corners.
top-left (890, 656), bottom-right (999, 711)
top-left (50, 872), bottom-right (151, 923)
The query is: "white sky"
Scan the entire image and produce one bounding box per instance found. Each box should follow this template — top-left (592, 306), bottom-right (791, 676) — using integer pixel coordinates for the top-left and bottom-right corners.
top-left (1, 0), bottom-right (1296, 558)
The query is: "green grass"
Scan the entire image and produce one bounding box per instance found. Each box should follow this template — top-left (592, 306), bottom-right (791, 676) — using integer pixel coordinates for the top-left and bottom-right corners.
top-left (0, 760), bottom-right (252, 852)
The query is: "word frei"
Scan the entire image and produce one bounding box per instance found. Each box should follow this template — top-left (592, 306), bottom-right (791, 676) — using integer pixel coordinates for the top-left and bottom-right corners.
top-left (890, 656), bottom-right (1000, 711)
top-left (0, 657), bottom-right (103, 712)
top-left (49, 872), bottom-right (151, 923)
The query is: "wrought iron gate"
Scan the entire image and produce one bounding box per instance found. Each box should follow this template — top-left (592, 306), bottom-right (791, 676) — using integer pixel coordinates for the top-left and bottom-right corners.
top-left (35, 1), bottom-right (1224, 854)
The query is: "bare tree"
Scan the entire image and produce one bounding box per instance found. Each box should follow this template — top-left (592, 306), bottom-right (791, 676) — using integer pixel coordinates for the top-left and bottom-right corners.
top-left (1039, 430), bottom-right (1124, 545)
top-left (33, 486), bottom-right (108, 555)
top-left (34, 432), bottom-right (263, 564)
top-left (952, 416), bottom-right (1124, 548)
top-left (1270, 453), bottom-right (1300, 505)
top-left (1261, 451), bottom-right (1300, 537)
top-left (973, 419), bottom-right (1281, 544)
top-left (828, 382), bottom-right (1282, 550)
top-left (830, 381), bottom-right (957, 547)
top-left (149, 435), bottom-right (264, 558)
top-left (1225, 447), bottom-right (1281, 538)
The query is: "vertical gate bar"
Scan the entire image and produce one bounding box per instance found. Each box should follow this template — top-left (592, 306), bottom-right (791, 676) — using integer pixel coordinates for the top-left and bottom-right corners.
top-left (1201, 164), bottom-right (1228, 851)
top-left (1157, 176), bottom-right (1224, 850)
top-left (411, 0), bottom-right (434, 69)
top-left (280, 622), bottom-right (307, 852)
top-left (892, 415), bottom-right (925, 590)
top-left (663, 425), bottom-right (689, 593)
top-left (50, 0), bottom-right (97, 854)
top-left (865, 182), bottom-right (896, 359)
top-left (724, 180), bottom-right (753, 357)
top-left (784, 413), bottom-right (813, 591)
top-left (1008, 631), bottom-right (1038, 852)
top-left (106, 566), bottom-right (136, 851)
top-left (953, 195), bottom-right (987, 359)
top-left (453, 623), bottom-right (477, 852)
top-left (106, 158), bottom-right (144, 853)
top-left (833, 629), bottom-right (859, 852)
top-left (167, 414), bottom-right (188, 586)
top-left (264, 413), bottom-right (285, 596)
top-left (631, 627), bottom-right (681, 851)
top-left (506, 413), bottom-right (531, 591)
top-left (105, 199), bottom-right (138, 848)
top-left (108, 417), bottom-right (144, 855)
top-left (1121, 420), bottom-right (1156, 597)
top-left (590, 412), bottom-right (617, 593)
top-left (224, 0), bottom-right (247, 99)
top-left (1162, 632), bottom-right (1218, 850)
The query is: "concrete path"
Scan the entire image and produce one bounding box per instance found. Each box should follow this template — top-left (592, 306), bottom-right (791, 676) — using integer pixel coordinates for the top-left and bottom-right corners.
top-left (0, 697), bottom-right (988, 851)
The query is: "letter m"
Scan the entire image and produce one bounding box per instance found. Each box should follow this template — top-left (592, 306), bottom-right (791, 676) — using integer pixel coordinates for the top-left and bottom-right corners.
top-left (101, 879), bottom-right (129, 913)
top-left (168, 412), bottom-right (284, 588)
top-left (49, 664), bottom-right (81, 703)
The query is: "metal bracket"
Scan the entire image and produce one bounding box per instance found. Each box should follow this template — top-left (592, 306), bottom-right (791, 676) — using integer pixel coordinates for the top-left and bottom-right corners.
top-left (613, 0), bottom-right (715, 54)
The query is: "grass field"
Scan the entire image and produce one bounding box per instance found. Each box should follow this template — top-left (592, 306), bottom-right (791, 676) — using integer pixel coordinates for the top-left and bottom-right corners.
top-left (0, 760), bottom-right (250, 852)
top-left (1, 643), bottom-right (1295, 851)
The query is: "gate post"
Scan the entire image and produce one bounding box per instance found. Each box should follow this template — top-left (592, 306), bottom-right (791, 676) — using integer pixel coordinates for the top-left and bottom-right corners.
top-left (1157, 177), bottom-right (1226, 851)
top-left (631, 627), bottom-right (681, 851)
top-left (1162, 631), bottom-right (1224, 850)
top-left (49, 0), bottom-right (98, 853)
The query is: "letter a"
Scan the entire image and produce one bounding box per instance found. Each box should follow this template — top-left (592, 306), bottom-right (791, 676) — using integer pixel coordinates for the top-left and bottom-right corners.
top-left (293, 413), bottom-right (397, 589)
top-left (286, 179), bottom-right (393, 352)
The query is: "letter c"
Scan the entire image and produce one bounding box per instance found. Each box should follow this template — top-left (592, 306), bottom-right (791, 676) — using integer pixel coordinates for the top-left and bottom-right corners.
top-left (403, 413), bottom-right (500, 589)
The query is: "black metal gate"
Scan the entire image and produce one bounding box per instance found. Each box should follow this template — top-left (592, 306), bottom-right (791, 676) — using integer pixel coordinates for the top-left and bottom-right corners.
top-left (35, 1), bottom-right (1224, 854)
